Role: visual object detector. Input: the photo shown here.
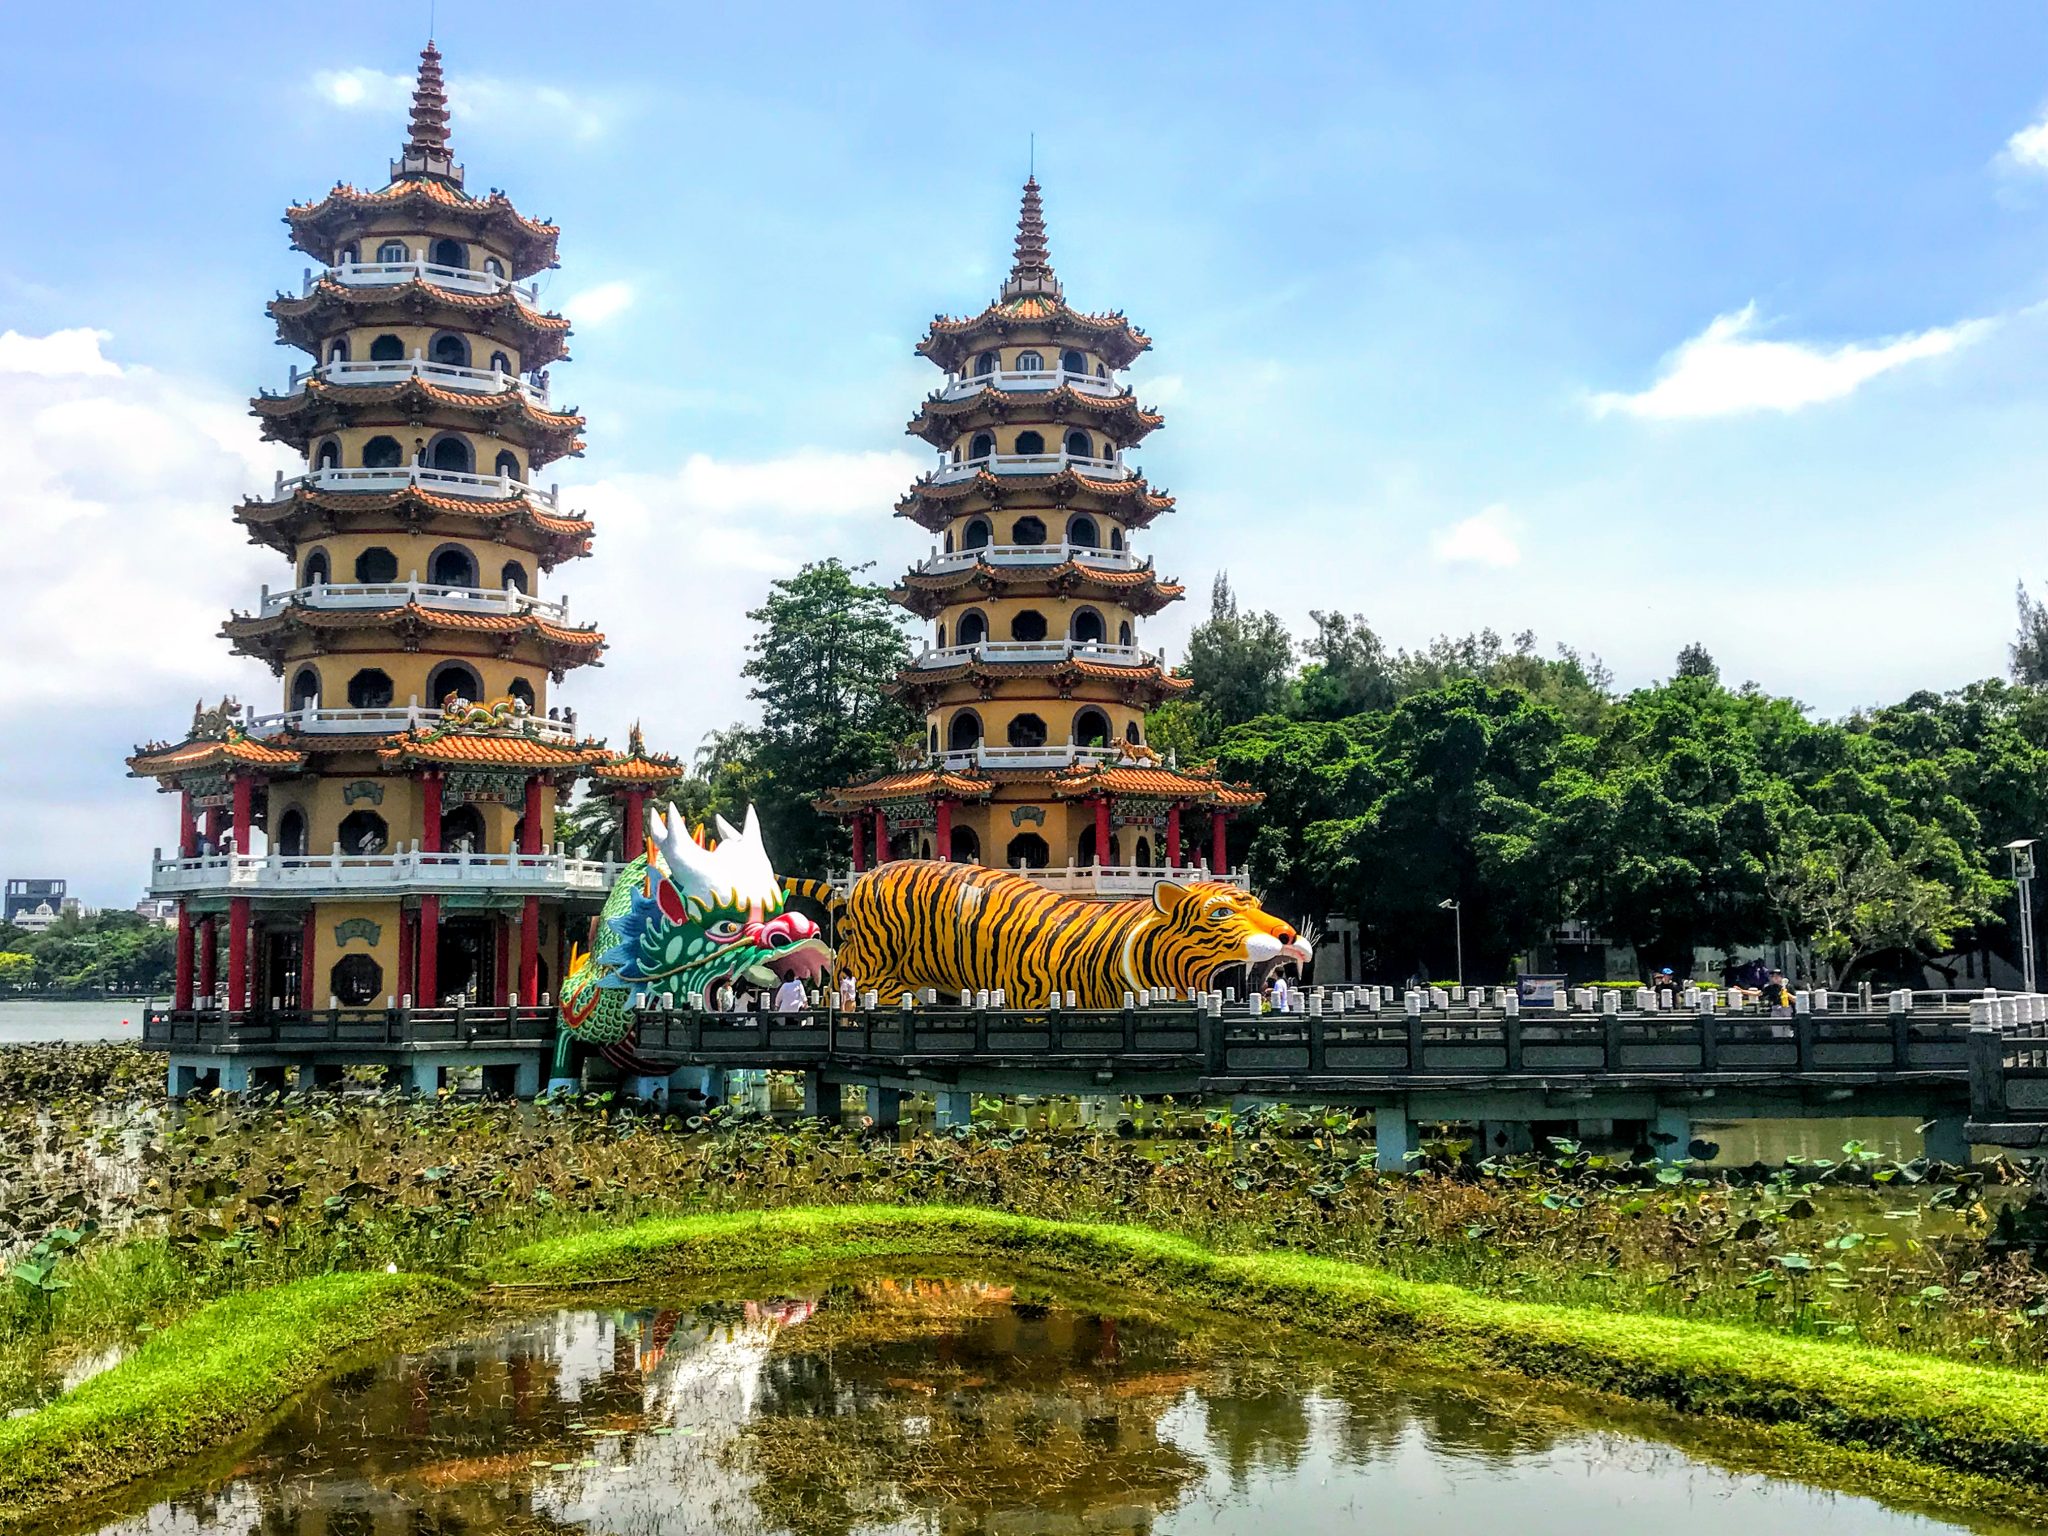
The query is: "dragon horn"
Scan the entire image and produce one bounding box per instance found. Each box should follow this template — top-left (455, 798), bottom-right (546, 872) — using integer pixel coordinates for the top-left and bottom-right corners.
top-left (713, 812), bottom-right (742, 844)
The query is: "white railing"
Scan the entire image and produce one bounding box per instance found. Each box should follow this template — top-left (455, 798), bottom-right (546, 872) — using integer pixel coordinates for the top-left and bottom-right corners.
top-left (309, 260), bottom-right (540, 305)
top-left (830, 863), bottom-right (1249, 899)
top-left (257, 580), bottom-right (567, 622)
top-left (937, 745), bottom-right (1125, 771)
top-left (916, 542), bottom-right (1145, 575)
top-left (149, 848), bottom-right (623, 897)
top-left (267, 466), bottom-right (563, 509)
top-left (915, 641), bottom-right (1156, 670)
top-left (242, 702), bottom-right (582, 739)
top-left (936, 368), bottom-right (1125, 401)
top-left (926, 452), bottom-right (1130, 486)
top-left (274, 358), bottom-right (550, 407)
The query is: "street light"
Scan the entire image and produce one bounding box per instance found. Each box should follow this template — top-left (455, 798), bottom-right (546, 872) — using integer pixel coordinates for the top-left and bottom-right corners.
top-left (1438, 898), bottom-right (1463, 986)
top-left (2009, 838), bottom-right (2038, 994)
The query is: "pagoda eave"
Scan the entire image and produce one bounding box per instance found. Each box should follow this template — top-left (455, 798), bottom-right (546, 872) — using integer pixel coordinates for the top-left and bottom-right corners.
top-left (917, 297), bottom-right (1151, 373)
top-left (894, 470), bottom-right (1176, 533)
top-left (250, 379), bottom-right (586, 461)
top-left (268, 282), bottom-right (572, 366)
top-left (888, 660), bottom-right (1192, 712)
top-left (285, 180), bottom-right (560, 278)
top-left (234, 486), bottom-right (594, 570)
top-left (906, 386), bottom-right (1164, 449)
top-left (220, 604), bottom-right (606, 668)
top-left (892, 563), bottom-right (1184, 618)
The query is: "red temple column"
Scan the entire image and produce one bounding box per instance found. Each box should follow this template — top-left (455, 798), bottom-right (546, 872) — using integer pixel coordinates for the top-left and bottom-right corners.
top-left (520, 896), bottom-right (540, 1002)
top-left (173, 904), bottom-right (195, 1010)
top-left (421, 772), bottom-right (443, 853)
top-left (229, 774), bottom-right (254, 856)
top-left (417, 895), bottom-right (440, 1004)
top-left (227, 896), bottom-right (251, 1012)
top-left (850, 811), bottom-right (867, 872)
top-left (203, 806), bottom-right (223, 855)
top-left (874, 807), bottom-right (890, 867)
top-left (1211, 812), bottom-right (1229, 876)
top-left (178, 790), bottom-right (198, 859)
top-left (521, 778), bottom-right (544, 855)
top-left (935, 799), bottom-right (953, 862)
top-left (196, 915), bottom-right (217, 1000)
top-left (1094, 798), bottom-right (1111, 867)
top-left (622, 789), bottom-right (646, 859)
top-left (1166, 805), bottom-right (1182, 869)
top-left (299, 907), bottom-right (317, 1011)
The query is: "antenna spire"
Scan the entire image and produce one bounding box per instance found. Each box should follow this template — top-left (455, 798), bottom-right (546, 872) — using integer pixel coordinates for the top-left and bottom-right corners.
top-left (392, 40), bottom-right (463, 186)
top-left (1001, 173), bottom-right (1061, 303)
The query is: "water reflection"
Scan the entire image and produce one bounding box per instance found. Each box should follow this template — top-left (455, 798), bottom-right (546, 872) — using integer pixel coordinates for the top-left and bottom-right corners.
top-left (74, 1276), bottom-right (2026, 1536)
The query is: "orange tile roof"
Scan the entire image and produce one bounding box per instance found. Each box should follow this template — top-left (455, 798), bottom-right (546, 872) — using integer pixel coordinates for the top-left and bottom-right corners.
top-left (895, 470), bottom-right (1175, 532)
top-left (234, 486), bottom-right (594, 569)
top-left (889, 657), bottom-right (1192, 705)
top-left (815, 768), bottom-right (997, 811)
top-left (378, 733), bottom-right (607, 770)
top-left (223, 602), bottom-right (602, 645)
top-left (127, 734), bottom-right (309, 780)
top-left (587, 757), bottom-right (686, 787)
top-left (894, 560), bottom-right (1185, 617)
top-left (250, 379), bottom-right (586, 464)
top-left (906, 384), bottom-right (1164, 448)
top-left (1048, 757), bottom-right (1263, 808)
top-left (919, 297), bottom-right (1151, 372)
top-left (285, 181), bottom-right (560, 277)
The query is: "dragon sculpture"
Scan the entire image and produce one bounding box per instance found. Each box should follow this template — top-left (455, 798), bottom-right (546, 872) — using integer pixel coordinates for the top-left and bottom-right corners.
top-left (553, 804), bottom-right (832, 1088)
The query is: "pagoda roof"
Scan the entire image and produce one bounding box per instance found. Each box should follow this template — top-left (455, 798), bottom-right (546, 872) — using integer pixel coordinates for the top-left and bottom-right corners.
top-left (815, 766), bottom-right (998, 812)
top-left (1047, 750), bottom-right (1263, 808)
top-left (890, 657), bottom-right (1191, 712)
top-left (269, 279), bottom-right (571, 366)
top-left (894, 558), bottom-right (1184, 618)
top-left (586, 723), bottom-right (688, 793)
top-left (907, 383), bottom-right (1164, 449)
top-left (375, 696), bottom-right (609, 774)
top-left (128, 700), bottom-right (310, 784)
top-left (220, 601), bottom-right (606, 674)
top-left (235, 484), bottom-right (593, 570)
top-left (250, 376), bottom-right (586, 464)
top-left (286, 179), bottom-right (560, 278)
top-left (895, 468), bottom-right (1175, 533)
top-left (919, 296), bottom-right (1151, 374)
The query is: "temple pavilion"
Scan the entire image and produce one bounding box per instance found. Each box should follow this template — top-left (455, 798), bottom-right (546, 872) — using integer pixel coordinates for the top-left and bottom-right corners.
top-left (127, 43), bottom-right (682, 1093)
top-left (820, 179), bottom-right (1259, 893)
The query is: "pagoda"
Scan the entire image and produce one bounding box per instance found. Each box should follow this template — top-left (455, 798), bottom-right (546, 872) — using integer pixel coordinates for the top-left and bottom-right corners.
top-left (820, 179), bottom-right (1259, 890)
top-left (127, 44), bottom-right (682, 1093)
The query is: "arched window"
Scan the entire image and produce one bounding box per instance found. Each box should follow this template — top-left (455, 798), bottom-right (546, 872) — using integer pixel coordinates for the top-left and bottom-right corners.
top-left (889, 830), bottom-right (920, 862)
top-left (494, 450), bottom-right (521, 481)
top-left (1064, 430), bottom-right (1092, 459)
top-left (361, 435), bottom-right (403, 469)
top-left (942, 531), bottom-right (955, 553)
top-left (1110, 527), bottom-right (1125, 551)
top-left (275, 807), bottom-right (308, 858)
top-left (346, 668), bottom-right (393, 708)
top-left (1135, 836), bottom-right (1153, 868)
top-left (488, 350), bottom-right (512, 376)
top-left (338, 810), bottom-right (388, 855)
top-left (950, 826), bottom-right (980, 863)
top-left (1010, 610), bottom-right (1048, 642)
top-left (1013, 429), bottom-right (1045, 455)
top-left (1125, 719), bottom-right (1142, 744)
top-left (1061, 348), bottom-right (1086, 375)
top-left (1072, 609), bottom-right (1106, 645)
top-left (314, 439), bottom-right (341, 471)
top-left (1067, 515), bottom-right (1100, 548)
top-left (935, 622), bottom-right (946, 649)
top-left (289, 667), bottom-right (321, 712)
top-left (1005, 832), bottom-right (1049, 869)
top-left (928, 725), bottom-right (939, 754)
top-left (427, 661), bottom-right (482, 708)
top-left (353, 547), bottom-right (398, 583)
top-left (376, 240), bottom-right (411, 265)
top-left (957, 610), bottom-right (988, 645)
top-left (1117, 621), bottom-right (1133, 647)
top-left (368, 333), bottom-right (405, 362)
top-left (301, 550), bottom-right (330, 586)
top-left (331, 954), bottom-right (384, 1006)
top-left (325, 338), bottom-right (349, 364)
top-left (1007, 714), bottom-right (1048, 748)
top-left (431, 238), bottom-right (466, 269)
top-left (963, 518), bottom-right (992, 550)
top-left (1074, 709), bottom-right (1112, 748)
top-left (484, 256), bottom-right (506, 279)
top-left (508, 677), bottom-right (536, 710)
top-left (429, 545), bottom-right (477, 587)
top-left (969, 432), bottom-right (995, 461)
top-left (947, 710), bottom-right (983, 752)
top-left (1011, 515), bottom-right (1046, 545)
top-left (1094, 362), bottom-right (1107, 378)
top-left (430, 332), bottom-right (469, 367)
top-left (337, 244), bottom-right (358, 265)
top-left (428, 435), bottom-right (473, 473)
top-left (500, 560), bottom-right (528, 593)
top-left (973, 353), bottom-right (997, 376)
top-left (442, 804), bottom-right (486, 854)
top-left (1015, 350), bottom-right (1044, 372)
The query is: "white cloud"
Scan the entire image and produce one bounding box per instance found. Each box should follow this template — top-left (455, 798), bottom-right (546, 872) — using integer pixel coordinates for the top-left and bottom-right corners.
top-left (564, 280), bottom-right (636, 326)
top-left (2003, 112), bottom-right (2048, 174)
top-left (1430, 504), bottom-right (1522, 568)
top-left (309, 66), bottom-right (616, 142)
top-left (0, 327), bottom-right (124, 377)
top-left (312, 66), bottom-right (411, 112)
top-left (1592, 303), bottom-right (1990, 420)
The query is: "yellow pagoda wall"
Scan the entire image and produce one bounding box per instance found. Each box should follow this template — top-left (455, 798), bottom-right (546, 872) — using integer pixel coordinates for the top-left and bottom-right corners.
top-left (314, 325), bottom-right (527, 374)
top-left (308, 897), bottom-right (404, 1007)
top-left (290, 528), bottom-right (544, 585)
top-left (318, 226), bottom-right (518, 271)
top-left (272, 652), bottom-right (558, 715)
top-left (304, 426), bottom-right (536, 477)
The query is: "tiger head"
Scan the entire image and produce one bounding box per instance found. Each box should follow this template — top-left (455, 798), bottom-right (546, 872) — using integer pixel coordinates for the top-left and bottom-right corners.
top-left (1149, 879), bottom-right (1312, 986)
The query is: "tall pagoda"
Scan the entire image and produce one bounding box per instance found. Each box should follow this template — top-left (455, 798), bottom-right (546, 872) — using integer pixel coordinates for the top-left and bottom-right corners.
top-left (127, 44), bottom-right (681, 1091)
top-left (821, 179), bottom-right (1259, 890)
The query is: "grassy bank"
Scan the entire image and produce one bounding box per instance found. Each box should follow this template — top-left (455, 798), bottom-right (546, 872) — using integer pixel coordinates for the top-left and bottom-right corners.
top-left (0, 1270), bottom-right (465, 1527)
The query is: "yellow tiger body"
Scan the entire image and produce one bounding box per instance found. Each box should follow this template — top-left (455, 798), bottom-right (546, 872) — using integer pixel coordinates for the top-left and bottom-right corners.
top-left (792, 861), bottom-right (1309, 1008)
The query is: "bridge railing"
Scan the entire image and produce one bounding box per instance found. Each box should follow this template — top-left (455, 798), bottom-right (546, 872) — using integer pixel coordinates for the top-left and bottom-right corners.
top-left (142, 1005), bottom-right (556, 1052)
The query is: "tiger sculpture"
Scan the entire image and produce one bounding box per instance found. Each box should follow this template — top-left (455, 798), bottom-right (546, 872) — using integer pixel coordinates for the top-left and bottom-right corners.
top-left (786, 860), bottom-right (1310, 1008)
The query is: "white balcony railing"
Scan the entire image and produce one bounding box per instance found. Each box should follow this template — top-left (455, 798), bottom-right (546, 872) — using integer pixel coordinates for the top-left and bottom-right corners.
top-left (935, 368), bottom-right (1126, 401)
top-left (266, 465), bottom-right (563, 510)
top-left (308, 260), bottom-right (540, 306)
top-left (937, 745), bottom-right (1125, 771)
top-left (241, 702), bottom-right (582, 739)
top-left (915, 640), bottom-right (1156, 670)
top-left (272, 357), bottom-right (551, 407)
top-left (915, 541), bottom-right (1145, 575)
top-left (925, 452), bottom-right (1131, 486)
top-left (257, 580), bottom-right (568, 622)
top-left (149, 848), bottom-right (623, 897)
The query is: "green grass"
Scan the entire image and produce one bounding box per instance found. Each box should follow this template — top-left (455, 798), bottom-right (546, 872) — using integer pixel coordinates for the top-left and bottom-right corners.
top-left (0, 1270), bottom-right (467, 1528)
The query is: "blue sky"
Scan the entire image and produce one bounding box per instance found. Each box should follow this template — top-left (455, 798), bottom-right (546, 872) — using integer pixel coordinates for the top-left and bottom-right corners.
top-left (7, 2), bottom-right (2048, 903)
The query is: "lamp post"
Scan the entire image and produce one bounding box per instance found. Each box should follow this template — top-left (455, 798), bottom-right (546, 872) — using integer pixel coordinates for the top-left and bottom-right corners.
top-left (2009, 838), bottom-right (2039, 994)
top-left (1438, 897), bottom-right (1463, 987)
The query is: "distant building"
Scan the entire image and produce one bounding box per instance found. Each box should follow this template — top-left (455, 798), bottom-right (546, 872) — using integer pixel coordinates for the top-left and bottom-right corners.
top-left (11, 895), bottom-right (86, 933)
top-left (5, 878), bottom-right (71, 925)
top-left (134, 898), bottom-right (180, 928)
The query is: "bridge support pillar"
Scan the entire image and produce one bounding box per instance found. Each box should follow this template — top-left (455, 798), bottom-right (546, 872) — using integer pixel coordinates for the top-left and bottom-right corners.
top-left (934, 1089), bottom-right (974, 1129)
top-left (299, 1062), bottom-right (345, 1093)
top-left (626, 1075), bottom-right (671, 1106)
top-left (802, 1073), bottom-right (845, 1120)
top-left (731, 1069), bottom-right (772, 1115)
top-left (1922, 1115), bottom-right (1971, 1166)
top-left (1373, 1103), bottom-right (1412, 1173)
top-left (1478, 1121), bottom-right (1534, 1159)
top-left (387, 1060), bottom-right (442, 1096)
top-left (1650, 1105), bottom-right (1692, 1162)
top-left (168, 1060), bottom-right (205, 1099)
top-left (668, 1065), bottom-right (728, 1107)
top-left (869, 1086), bottom-right (904, 1130)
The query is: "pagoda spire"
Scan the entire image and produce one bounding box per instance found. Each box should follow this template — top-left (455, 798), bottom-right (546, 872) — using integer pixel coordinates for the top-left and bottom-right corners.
top-left (1000, 176), bottom-right (1062, 302)
top-left (391, 40), bottom-right (463, 187)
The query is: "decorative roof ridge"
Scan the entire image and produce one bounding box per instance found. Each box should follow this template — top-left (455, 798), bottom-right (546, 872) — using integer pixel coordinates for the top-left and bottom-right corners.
top-left (271, 278), bottom-right (570, 325)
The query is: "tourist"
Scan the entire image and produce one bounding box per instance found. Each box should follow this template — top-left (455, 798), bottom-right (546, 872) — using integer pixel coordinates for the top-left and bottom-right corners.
top-left (838, 972), bottom-right (859, 1010)
top-left (1269, 971), bottom-right (1291, 1013)
top-left (774, 972), bottom-right (808, 1012)
top-left (713, 979), bottom-right (736, 1012)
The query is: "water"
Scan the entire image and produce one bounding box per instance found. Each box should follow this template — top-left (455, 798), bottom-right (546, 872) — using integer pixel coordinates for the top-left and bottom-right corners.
top-left (47, 1272), bottom-right (2033, 1536)
top-left (0, 998), bottom-right (145, 1044)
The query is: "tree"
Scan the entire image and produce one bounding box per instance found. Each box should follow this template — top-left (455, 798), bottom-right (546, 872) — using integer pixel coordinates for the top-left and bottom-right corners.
top-left (2013, 582), bottom-right (2048, 687)
top-left (1185, 574), bottom-right (1295, 726)
top-left (1675, 642), bottom-right (1719, 683)
top-left (1295, 610), bottom-right (1396, 720)
top-left (1764, 823), bottom-right (1992, 987)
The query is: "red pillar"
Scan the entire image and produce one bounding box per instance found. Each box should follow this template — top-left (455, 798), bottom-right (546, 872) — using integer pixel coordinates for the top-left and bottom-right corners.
top-left (421, 772), bottom-right (443, 853)
top-left (173, 904), bottom-right (195, 1010)
top-left (851, 812), bottom-right (867, 872)
top-left (227, 896), bottom-right (251, 1012)
top-left (1211, 812), bottom-right (1229, 876)
top-left (521, 778), bottom-right (544, 855)
top-left (622, 789), bottom-right (646, 859)
top-left (417, 895), bottom-right (440, 1004)
top-left (197, 915), bottom-right (217, 1000)
top-left (178, 790), bottom-right (198, 859)
top-left (520, 895), bottom-right (540, 1002)
top-left (1094, 798), bottom-right (1111, 867)
top-left (874, 807), bottom-right (890, 866)
top-left (203, 806), bottom-right (224, 854)
top-left (299, 907), bottom-right (316, 1011)
top-left (935, 799), bottom-right (953, 862)
top-left (1166, 805), bottom-right (1182, 869)
top-left (230, 775), bottom-right (254, 856)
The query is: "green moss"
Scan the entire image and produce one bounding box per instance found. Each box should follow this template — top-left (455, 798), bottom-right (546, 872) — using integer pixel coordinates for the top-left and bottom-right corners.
top-left (500, 1204), bottom-right (2048, 1491)
top-left (0, 1270), bottom-right (467, 1528)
